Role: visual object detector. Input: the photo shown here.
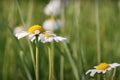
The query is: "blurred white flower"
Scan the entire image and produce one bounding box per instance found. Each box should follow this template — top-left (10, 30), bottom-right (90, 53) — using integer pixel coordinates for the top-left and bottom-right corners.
top-left (86, 63), bottom-right (120, 77)
top-left (41, 31), bottom-right (67, 43)
top-left (44, 0), bottom-right (61, 16)
top-left (13, 26), bottom-right (24, 36)
top-left (43, 18), bottom-right (63, 31)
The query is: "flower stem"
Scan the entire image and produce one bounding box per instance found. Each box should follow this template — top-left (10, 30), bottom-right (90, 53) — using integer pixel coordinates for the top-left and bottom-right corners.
top-left (103, 74), bottom-right (106, 80)
top-left (60, 56), bottom-right (64, 80)
top-left (19, 51), bottom-right (32, 80)
top-left (63, 43), bottom-right (79, 80)
top-left (111, 68), bottom-right (116, 80)
top-left (36, 36), bottom-right (39, 80)
top-left (48, 43), bottom-right (54, 80)
top-left (28, 39), bottom-right (35, 72)
top-left (95, 0), bottom-right (101, 64)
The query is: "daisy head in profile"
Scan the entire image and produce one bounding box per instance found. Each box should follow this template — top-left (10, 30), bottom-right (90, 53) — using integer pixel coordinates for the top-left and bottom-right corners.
top-left (15, 25), bottom-right (45, 41)
top-left (43, 18), bottom-right (63, 31)
top-left (86, 62), bottom-right (120, 77)
top-left (15, 24), bottom-right (67, 43)
top-left (41, 31), bottom-right (67, 43)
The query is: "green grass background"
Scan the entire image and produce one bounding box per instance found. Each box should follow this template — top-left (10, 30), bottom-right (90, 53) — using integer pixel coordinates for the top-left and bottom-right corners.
top-left (0, 0), bottom-right (120, 80)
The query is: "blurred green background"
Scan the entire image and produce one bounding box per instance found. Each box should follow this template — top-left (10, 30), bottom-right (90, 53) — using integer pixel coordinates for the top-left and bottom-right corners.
top-left (1, 0), bottom-right (120, 80)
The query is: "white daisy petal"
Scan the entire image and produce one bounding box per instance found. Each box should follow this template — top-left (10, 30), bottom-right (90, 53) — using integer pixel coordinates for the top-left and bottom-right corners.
top-left (90, 70), bottom-right (97, 77)
top-left (110, 63), bottom-right (120, 68)
top-left (29, 34), bottom-right (36, 39)
top-left (107, 67), bottom-right (112, 71)
top-left (102, 70), bottom-right (106, 74)
top-left (31, 36), bottom-right (36, 42)
top-left (86, 69), bottom-right (93, 75)
top-left (15, 31), bottom-right (29, 39)
top-left (14, 26), bottom-right (24, 35)
top-left (38, 36), bottom-right (41, 41)
top-left (56, 36), bottom-right (67, 42)
top-left (54, 37), bottom-right (59, 42)
top-left (48, 38), bottom-right (54, 42)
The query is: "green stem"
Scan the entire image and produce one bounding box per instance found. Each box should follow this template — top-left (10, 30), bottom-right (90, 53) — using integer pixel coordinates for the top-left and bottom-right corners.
top-left (28, 39), bottom-right (36, 72)
top-left (60, 56), bottom-right (64, 80)
top-left (16, 0), bottom-right (25, 26)
top-left (27, 0), bottom-right (34, 27)
top-left (20, 51), bottom-right (32, 80)
top-left (103, 74), bottom-right (106, 80)
top-left (63, 43), bottom-right (79, 80)
top-left (95, 0), bottom-right (101, 64)
top-left (48, 45), bottom-right (53, 80)
top-left (111, 68), bottom-right (116, 80)
top-left (36, 36), bottom-right (39, 80)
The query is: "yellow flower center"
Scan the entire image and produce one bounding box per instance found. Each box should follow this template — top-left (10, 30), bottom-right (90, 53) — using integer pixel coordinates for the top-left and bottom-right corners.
top-left (28, 25), bottom-right (45, 34)
top-left (96, 63), bottom-right (110, 70)
top-left (44, 34), bottom-right (50, 38)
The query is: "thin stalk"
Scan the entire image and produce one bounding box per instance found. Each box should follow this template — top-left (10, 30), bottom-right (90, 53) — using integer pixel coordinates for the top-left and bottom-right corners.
top-left (103, 74), bottom-right (106, 80)
top-left (16, 0), bottom-right (25, 26)
top-left (48, 44), bottom-right (54, 80)
top-left (95, 0), bottom-right (101, 64)
top-left (111, 68), bottom-right (116, 80)
top-left (60, 56), bottom-right (64, 80)
top-left (28, 39), bottom-right (35, 71)
top-left (20, 51), bottom-right (32, 80)
top-left (3, 41), bottom-right (9, 80)
top-left (60, 1), bottom-right (65, 80)
top-left (95, 0), bottom-right (101, 80)
top-left (26, 0), bottom-right (34, 27)
top-left (36, 36), bottom-right (39, 80)
top-left (27, 0), bottom-right (35, 72)
top-left (63, 43), bottom-right (79, 80)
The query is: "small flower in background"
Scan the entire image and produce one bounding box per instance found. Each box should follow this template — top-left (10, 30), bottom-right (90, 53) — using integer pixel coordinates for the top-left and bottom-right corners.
top-left (44, 0), bottom-right (61, 16)
top-left (13, 26), bottom-right (24, 36)
top-left (43, 18), bottom-right (63, 31)
top-left (41, 31), bottom-right (67, 43)
top-left (15, 25), bottom-right (45, 41)
top-left (86, 63), bottom-right (120, 77)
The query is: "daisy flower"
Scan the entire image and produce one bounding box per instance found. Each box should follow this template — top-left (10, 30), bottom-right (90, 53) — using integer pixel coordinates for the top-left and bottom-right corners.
top-left (15, 25), bottom-right (45, 41)
top-left (41, 31), bottom-right (67, 43)
top-left (44, 0), bottom-right (61, 16)
top-left (86, 62), bottom-right (120, 77)
top-left (15, 25), bottom-right (67, 43)
top-left (43, 18), bottom-right (63, 31)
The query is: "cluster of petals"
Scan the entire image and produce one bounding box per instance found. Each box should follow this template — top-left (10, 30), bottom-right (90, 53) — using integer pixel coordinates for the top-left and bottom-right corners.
top-left (15, 25), bottom-right (66, 43)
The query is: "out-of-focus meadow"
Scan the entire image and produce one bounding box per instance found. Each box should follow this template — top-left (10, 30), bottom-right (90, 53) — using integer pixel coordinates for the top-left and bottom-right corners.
top-left (1, 0), bottom-right (120, 80)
